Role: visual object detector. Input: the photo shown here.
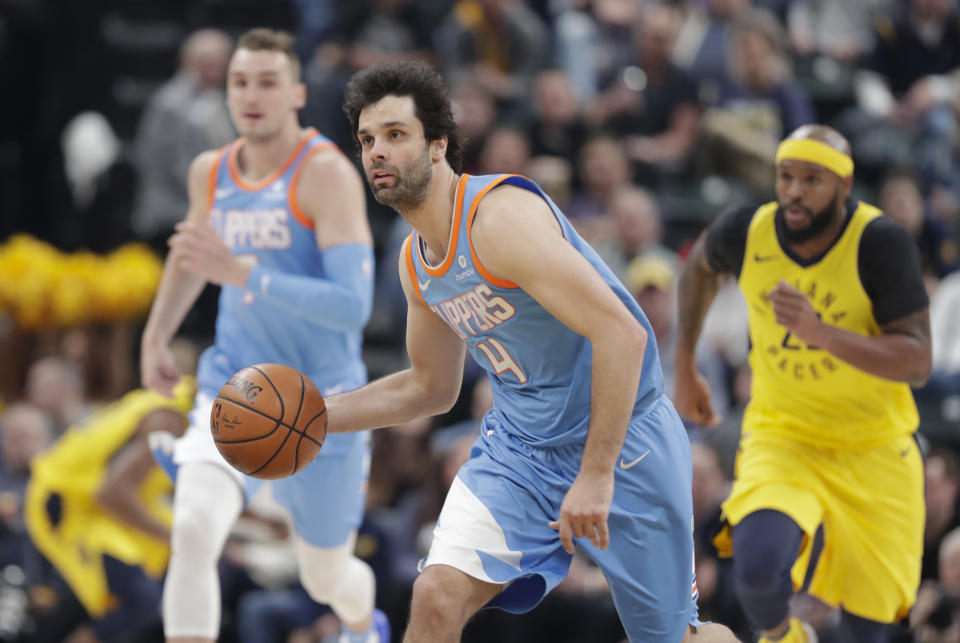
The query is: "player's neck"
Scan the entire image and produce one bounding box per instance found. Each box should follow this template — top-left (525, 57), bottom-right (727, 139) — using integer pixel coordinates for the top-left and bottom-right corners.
top-left (237, 122), bottom-right (306, 183)
top-left (404, 167), bottom-right (461, 264)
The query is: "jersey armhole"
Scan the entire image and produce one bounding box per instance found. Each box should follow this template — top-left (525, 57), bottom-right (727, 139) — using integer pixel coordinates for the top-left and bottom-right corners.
top-left (466, 175), bottom-right (522, 289)
top-left (205, 148), bottom-right (228, 213)
top-left (288, 143), bottom-right (339, 230)
top-left (402, 233), bottom-right (427, 306)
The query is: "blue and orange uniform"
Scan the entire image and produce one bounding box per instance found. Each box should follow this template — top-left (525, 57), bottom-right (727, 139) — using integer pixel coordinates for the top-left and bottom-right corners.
top-left (174, 128), bottom-right (373, 547)
top-left (405, 174), bottom-right (698, 641)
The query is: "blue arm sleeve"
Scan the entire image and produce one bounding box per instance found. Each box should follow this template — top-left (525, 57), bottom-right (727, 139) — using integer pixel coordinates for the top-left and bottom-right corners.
top-left (245, 243), bottom-right (375, 332)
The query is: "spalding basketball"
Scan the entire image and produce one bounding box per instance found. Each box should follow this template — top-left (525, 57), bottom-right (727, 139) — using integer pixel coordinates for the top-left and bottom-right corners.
top-left (211, 363), bottom-right (327, 479)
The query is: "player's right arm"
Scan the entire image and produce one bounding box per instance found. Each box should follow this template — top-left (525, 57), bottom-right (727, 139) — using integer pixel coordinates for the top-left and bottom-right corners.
top-left (96, 408), bottom-right (187, 542)
top-left (674, 206), bottom-right (752, 425)
top-left (140, 151), bottom-right (219, 396)
top-left (324, 240), bottom-right (467, 433)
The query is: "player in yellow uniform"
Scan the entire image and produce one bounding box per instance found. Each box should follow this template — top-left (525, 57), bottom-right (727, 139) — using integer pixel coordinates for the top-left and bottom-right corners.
top-left (674, 124), bottom-right (931, 643)
top-left (25, 376), bottom-right (195, 642)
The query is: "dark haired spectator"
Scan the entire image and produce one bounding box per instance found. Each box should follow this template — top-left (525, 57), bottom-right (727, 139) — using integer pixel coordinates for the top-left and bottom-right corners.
top-left (525, 70), bottom-right (589, 162)
top-left (923, 449), bottom-right (960, 582)
top-left (434, 0), bottom-right (550, 115)
top-left (879, 168), bottom-right (960, 279)
top-left (131, 29), bottom-right (234, 252)
top-left (699, 9), bottom-right (814, 195)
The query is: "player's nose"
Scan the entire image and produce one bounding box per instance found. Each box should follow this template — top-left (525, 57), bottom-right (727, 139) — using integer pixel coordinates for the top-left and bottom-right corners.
top-left (368, 138), bottom-right (388, 161)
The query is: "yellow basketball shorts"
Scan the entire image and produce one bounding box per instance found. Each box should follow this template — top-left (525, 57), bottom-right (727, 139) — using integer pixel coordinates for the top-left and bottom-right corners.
top-left (717, 430), bottom-right (923, 623)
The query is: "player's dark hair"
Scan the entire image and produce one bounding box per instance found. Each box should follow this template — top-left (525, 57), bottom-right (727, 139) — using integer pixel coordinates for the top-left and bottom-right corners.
top-left (342, 62), bottom-right (464, 174)
top-left (236, 28), bottom-right (300, 80)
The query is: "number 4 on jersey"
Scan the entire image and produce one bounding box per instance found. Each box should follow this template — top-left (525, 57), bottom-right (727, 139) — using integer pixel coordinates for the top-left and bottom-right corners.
top-left (477, 338), bottom-right (527, 384)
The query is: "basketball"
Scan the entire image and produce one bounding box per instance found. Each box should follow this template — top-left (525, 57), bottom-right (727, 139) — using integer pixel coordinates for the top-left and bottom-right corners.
top-left (210, 363), bottom-right (327, 480)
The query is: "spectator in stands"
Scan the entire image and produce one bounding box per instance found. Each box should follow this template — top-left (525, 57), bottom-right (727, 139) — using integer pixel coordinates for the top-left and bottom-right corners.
top-left (451, 82), bottom-right (498, 174)
top-left (565, 134), bottom-right (632, 222)
top-left (923, 449), bottom-right (960, 582)
top-left (0, 404), bottom-right (53, 566)
top-left (595, 4), bottom-right (700, 185)
top-left (591, 185), bottom-right (674, 283)
top-left (25, 357), bottom-right (91, 435)
top-left (673, 0), bottom-right (752, 86)
top-left (130, 29), bottom-right (233, 251)
top-left (912, 526), bottom-right (960, 641)
top-left (882, 167), bottom-right (960, 281)
top-left (434, 0), bottom-right (550, 115)
top-left (699, 9), bottom-right (815, 195)
top-left (525, 69), bottom-right (589, 162)
top-left (787, 0), bottom-right (893, 62)
top-left (553, 0), bottom-right (643, 103)
top-left (851, 0), bottom-right (960, 185)
top-left (477, 125), bottom-right (531, 175)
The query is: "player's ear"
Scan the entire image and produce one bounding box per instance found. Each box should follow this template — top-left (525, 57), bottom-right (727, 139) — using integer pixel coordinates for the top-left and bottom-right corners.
top-left (293, 83), bottom-right (306, 110)
top-left (841, 173), bottom-right (854, 198)
top-left (430, 137), bottom-right (447, 164)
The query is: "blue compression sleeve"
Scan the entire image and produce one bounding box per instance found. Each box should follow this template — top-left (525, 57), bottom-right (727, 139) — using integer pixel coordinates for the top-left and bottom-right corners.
top-left (245, 243), bottom-right (374, 332)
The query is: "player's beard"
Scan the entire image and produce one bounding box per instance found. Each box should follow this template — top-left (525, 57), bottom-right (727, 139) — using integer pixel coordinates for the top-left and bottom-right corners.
top-left (368, 146), bottom-right (432, 212)
top-left (779, 189), bottom-right (842, 245)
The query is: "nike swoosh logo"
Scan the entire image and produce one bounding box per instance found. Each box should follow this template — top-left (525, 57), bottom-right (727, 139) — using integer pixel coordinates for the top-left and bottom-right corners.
top-left (754, 254), bottom-right (778, 262)
top-left (418, 278), bottom-right (431, 290)
top-left (620, 449), bottom-right (651, 470)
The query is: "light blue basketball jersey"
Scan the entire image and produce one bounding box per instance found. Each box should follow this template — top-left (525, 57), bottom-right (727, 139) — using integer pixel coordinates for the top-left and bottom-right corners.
top-left (197, 128), bottom-right (366, 453)
top-left (406, 174), bottom-right (664, 447)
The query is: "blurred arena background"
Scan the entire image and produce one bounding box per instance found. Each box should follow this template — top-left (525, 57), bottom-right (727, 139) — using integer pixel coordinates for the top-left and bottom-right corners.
top-left (0, 0), bottom-right (959, 640)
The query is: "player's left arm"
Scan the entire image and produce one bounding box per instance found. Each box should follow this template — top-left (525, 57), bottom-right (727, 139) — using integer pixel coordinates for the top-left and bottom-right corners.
top-left (771, 217), bottom-right (932, 387)
top-left (472, 185), bottom-right (648, 553)
top-left (243, 148), bottom-right (375, 330)
top-left (96, 408), bottom-right (188, 542)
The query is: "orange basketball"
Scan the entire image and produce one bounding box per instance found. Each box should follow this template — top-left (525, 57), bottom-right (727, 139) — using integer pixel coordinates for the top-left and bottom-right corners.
top-left (211, 363), bottom-right (327, 480)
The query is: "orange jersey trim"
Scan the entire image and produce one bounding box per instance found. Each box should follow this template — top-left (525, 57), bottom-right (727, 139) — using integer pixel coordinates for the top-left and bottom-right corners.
top-left (206, 147), bottom-right (228, 212)
top-left (466, 175), bottom-right (520, 289)
top-left (403, 233), bottom-right (427, 306)
top-left (287, 142), bottom-right (338, 230)
top-left (418, 174), bottom-right (470, 277)
top-left (227, 127), bottom-right (318, 192)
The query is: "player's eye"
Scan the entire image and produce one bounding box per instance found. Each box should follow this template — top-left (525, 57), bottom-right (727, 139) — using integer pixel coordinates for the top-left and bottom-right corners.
top-left (390, 130), bottom-right (403, 139)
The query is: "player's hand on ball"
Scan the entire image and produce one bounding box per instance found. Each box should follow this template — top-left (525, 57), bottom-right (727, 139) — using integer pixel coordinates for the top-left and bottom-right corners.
top-left (549, 471), bottom-right (614, 554)
top-left (770, 280), bottom-right (824, 346)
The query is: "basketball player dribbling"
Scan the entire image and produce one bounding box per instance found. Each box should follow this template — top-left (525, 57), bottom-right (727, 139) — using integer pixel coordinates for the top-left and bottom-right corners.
top-left (140, 29), bottom-right (388, 643)
top-left (322, 62), bottom-right (739, 642)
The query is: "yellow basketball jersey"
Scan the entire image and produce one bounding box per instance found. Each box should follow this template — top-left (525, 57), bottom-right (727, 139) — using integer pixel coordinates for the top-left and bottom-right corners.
top-left (739, 202), bottom-right (919, 448)
top-left (26, 377), bottom-right (195, 614)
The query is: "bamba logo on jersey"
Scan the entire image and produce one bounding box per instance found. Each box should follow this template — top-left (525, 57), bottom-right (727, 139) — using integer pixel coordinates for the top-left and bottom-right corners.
top-left (759, 278), bottom-right (849, 381)
top-left (211, 208), bottom-right (292, 249)
top-left (430, 283), bottom-right (516, 340)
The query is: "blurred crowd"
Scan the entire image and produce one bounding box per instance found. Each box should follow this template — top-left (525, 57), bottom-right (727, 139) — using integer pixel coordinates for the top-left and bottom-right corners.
top-left (1, 0), bottom-right (960, 641)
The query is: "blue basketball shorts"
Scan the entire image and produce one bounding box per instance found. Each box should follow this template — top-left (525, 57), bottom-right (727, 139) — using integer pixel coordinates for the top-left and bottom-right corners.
top-left (422, 394), bottom-right (697, 642)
